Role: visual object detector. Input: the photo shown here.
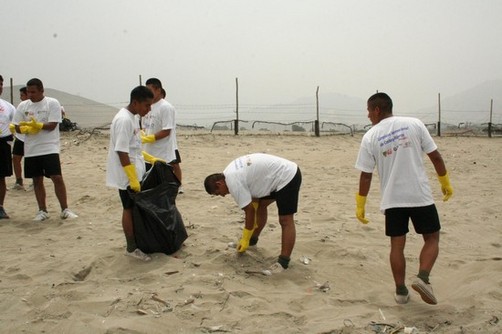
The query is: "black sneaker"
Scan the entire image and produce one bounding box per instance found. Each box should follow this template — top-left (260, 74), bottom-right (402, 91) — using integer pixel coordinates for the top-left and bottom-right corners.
top-left (0, 207), bottom-right (10, 219)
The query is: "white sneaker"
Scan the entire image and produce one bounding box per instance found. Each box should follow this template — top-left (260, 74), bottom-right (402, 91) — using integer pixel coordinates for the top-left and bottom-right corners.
top-left (10, 183), bottom-right (25, 191)
top-left (394, 293), bottom-right (410, 304)
top-left (261, 262), bottom-right (285, 276)
top-left (60, 208), bottom-right (78, 219)
top-left (178, 186), bottom-right (184, 194)
top-left (26, 183), bottom-right (34, 192)
top-left (33, 210), bottom-right (49, 221)
top-left (412, 278), bottom-right (437, 305)
top-left (126, 248), bottom-right (152, 262)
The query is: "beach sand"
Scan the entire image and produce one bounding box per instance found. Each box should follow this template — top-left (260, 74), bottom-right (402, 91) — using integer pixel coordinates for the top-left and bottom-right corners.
top-left (1, 131), bottom-right (501, 333)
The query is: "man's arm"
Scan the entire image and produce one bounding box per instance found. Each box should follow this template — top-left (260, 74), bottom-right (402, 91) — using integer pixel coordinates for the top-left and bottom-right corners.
top-left (356, 172), bottom-right (373, 224)
top-left (242, 202), bottom-right (257, 230)
top-left (427, 150), bottom-right (446, 176)
top-left (117, 151), bottom-right (131, 167)
top-left (358, 172), bottom-right (373, 196)
top-left (427, 149), bottom-right (453, 201)
top-left (237, 201), bottom-right (258, 253)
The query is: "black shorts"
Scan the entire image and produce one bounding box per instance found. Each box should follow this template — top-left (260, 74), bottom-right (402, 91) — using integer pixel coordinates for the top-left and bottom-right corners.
top-left (12, 138), bottom-right (24, 156)
top-left (119, 189), bottom-right (135, 209)
top-left (170, 149), bottom-right (182, 164)
top-left (0, 137), bottom-right (13, 177)
top-left (24, 154), bottom-right (62, 178)
top-left (268, 167), bottom-right (302, 216)
top-left (385, 204), bottom-right (441, 237)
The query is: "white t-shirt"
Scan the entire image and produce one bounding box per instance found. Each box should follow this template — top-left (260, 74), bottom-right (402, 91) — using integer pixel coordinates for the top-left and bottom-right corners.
top-left (141, 99), bottom-right (176, 162)
top-left (14, 97), bottom-right (62, 157)
top-left (355, 116), bottom-right (438, 212)
top-left (224, 153), bottom-right (298, 209)
top-left (0, 98), bottom-right (15, 138)
top-left (106, 108), bottom-right (146, 190)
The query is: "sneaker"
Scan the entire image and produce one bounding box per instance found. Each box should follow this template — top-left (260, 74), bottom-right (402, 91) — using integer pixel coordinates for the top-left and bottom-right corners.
top-left (178, 186), bottom-right (184, 194)
top-left (33, 210), bottom-right (49, 221)
top-left (60, 208), bottom-right (78, 219)
top-left (125, 248), bottom-right (152, 262)
top-left (394, 293), bottom-right (410, 304)
top-left (0, 207), bottom-right (9, 219)
top-left (26, 183), bottom-right (34, 192)
top-left (412, 278), bottom-right (437, 305)
top-left (10, 183), bottom-right (24, 191)
top-left (264, 262), bottom-right (285, 275)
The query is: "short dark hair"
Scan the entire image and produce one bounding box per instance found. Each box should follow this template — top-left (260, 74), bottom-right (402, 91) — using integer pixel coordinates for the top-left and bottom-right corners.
top-left (130, 86), bottom-right (154, 103)
top-left (27, 78), bottom-right (44, 90)
top-left (20, 86), bottom-right (27, 94)
top-left (145, 78), bottom-right (162, 90)
top-left (204, 173), bottom-right (225, 194)
top-left (368, 92), bottom-right (393, 114)
top-left (0, 75), bottom-right (3, 82)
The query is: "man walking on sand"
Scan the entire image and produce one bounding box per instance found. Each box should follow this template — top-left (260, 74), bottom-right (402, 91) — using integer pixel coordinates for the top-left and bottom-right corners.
top-left (355, 92), bottom-right (453, 305)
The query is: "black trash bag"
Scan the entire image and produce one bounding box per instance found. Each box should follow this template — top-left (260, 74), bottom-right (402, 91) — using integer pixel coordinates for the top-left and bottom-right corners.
top-left (59, 117), bottom-right (77, 131)
top-left (132, 162), bottom-right (187, 255)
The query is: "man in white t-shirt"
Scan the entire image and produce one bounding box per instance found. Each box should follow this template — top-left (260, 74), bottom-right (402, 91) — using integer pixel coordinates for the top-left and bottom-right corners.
top-left (0, 74), bottom-right (15, 219)
top-left (355, 92), bottom-right (453, 305)
top-left (106, 85), bottom-right (154, 262)
top-left (12, 78), bottom-right (78, 222)
top-left (141, 78), bottom-right (176, 167)
top-left (204, 153), bottom-right (302, 274)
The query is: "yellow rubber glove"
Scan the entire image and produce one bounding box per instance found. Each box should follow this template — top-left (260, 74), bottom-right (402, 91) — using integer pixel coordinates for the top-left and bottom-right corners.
top-left (123, 164), bottom-right (141, 192)
top-left (20, 117), bottom-right (44, 131)
top-left (142, 151), bottom-right (166, 165)
top-left (437, 172), bottom-right (453, 202)
top-left (19, 125), bottom-right (41, 135)
top-left (141, 134), bottom-right (156, 144)
top-left (237, 228), bottom-right (254, 253)
top-left (9, 123), bottom-right (16, 135)
top-left (355, 193), bottom-right (369, 224)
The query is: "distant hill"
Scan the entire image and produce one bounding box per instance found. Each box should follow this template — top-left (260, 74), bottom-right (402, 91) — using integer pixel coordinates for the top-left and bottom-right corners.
top-left (1, 86), bottom-right (118, 128)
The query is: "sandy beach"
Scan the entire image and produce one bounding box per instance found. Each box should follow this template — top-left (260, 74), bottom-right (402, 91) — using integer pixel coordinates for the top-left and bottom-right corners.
top-left (1, 131), bottom-right (501, 334)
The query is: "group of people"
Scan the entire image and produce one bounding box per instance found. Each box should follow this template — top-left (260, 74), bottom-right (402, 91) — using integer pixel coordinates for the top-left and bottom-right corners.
top-left (2, 76), bottom-right (454, 305)
top-left (0, 75), bottom-right (78, 221)
top-left (106, 78), bottom-right (182, 262)
top-left (203, 92), bottom-right (453, 306)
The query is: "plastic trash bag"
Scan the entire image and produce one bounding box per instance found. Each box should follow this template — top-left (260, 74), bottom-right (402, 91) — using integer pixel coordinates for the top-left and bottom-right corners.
top-left (132, 161), bottom-right (187, 255)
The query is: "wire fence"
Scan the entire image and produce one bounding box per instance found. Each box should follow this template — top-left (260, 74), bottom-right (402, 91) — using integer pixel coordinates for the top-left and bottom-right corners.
top-left (174, 103), bottom-right (501, 137)
top-left (4, 81), bottom-right (500, 137)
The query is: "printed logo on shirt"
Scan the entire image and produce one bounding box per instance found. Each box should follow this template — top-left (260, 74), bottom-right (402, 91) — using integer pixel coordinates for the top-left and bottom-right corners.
top-left (379, 127), bottom-right (412, 157)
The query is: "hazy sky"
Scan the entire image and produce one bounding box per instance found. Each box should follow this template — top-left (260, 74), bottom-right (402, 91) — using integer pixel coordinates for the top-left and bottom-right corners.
top-left (2, 0), bottom-right (502, 117)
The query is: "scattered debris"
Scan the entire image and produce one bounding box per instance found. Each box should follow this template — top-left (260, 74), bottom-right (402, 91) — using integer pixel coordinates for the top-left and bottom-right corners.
top-left (314, 281), bottom-right (330, 292)
top-left (201, 325), bottom-right (230, 333)
top-left (136, 309), bottom-right (148, 315)
top-left (245, 270), bottom-right (271, 276)
top-left (300, 255), bottom-right (311, 265)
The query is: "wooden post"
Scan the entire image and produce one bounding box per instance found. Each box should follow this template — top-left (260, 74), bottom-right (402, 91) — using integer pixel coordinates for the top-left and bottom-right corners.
top-left (9, 78), bottom-right (14, 104)
top-left (315, 86), bottom-right (320, 137)
top-left (488, 99), bottom-right (493, 138)
top-left (437, 93), bottom-right (441, 137)
top-left (234, 77), bottom-right (239, 135)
